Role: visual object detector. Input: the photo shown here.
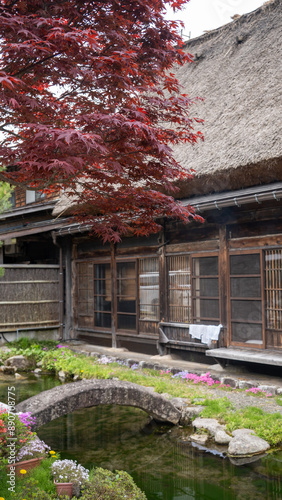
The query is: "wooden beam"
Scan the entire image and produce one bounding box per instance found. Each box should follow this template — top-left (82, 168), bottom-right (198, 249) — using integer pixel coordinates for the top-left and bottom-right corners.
top-left (111, 242), bottom-right (117, 348)
top-left (219, 226), bottom-right (228, 347)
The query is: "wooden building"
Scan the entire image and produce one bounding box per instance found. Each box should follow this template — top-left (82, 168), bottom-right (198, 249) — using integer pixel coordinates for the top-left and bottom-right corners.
top-left (1, 0), bottom-right (282, 367)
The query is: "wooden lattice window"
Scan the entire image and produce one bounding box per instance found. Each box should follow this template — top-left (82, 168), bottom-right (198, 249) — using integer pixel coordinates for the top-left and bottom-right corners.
top-left (139, 257), bottom-right (159, 321)
top-left (77, 263), bottom-right (94, 328)
top-left (265, 250), bottom-right (282, 331)
top-left (168, 255), bottom-right (191, 323)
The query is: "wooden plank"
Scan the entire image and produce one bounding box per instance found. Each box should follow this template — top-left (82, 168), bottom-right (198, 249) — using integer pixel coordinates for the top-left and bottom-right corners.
top-left (207, 347), bottom-right (282, 366)
top-left (166, 240), bottom-right (219, 254)
top-left (230, 234), bottom-right (282, 249)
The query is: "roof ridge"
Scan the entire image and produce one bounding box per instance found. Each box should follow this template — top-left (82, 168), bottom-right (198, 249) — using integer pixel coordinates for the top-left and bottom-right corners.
top-left (184, 0), bottom-right (280, 47)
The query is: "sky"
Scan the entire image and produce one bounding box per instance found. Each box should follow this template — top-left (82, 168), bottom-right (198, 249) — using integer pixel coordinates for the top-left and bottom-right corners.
top-left (166, 0), bottom-right (266, 39)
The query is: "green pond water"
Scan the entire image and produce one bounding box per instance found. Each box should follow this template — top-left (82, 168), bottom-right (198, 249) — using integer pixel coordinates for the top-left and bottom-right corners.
top-left (1, 374), bottom-right (281, 500)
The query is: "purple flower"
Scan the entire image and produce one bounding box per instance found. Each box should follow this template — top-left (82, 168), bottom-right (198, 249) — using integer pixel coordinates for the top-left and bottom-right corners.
top-left (18, 412), bottom-right (36, 428)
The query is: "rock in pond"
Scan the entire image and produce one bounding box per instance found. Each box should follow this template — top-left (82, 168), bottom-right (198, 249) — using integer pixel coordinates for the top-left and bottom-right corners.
top-left (4, 355), bottom-right (31, 371)
top-left (228, 429), bottom-right (270, 457)
top-left (190, 433), bottom-right (209, 446)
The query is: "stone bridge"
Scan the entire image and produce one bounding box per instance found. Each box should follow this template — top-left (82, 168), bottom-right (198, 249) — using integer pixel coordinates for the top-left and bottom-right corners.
top-left (16, 379), bottom-right (181, 428)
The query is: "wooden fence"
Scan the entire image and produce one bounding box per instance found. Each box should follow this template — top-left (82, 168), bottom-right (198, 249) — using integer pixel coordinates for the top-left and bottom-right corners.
top-left (0, 265), bottom-right (60, 331)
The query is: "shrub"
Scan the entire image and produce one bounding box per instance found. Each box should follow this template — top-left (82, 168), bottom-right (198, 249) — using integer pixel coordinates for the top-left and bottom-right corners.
top-left (51, 458), bottom-right (89, 487)
top-left (80, 468), bottom-right (147, 500)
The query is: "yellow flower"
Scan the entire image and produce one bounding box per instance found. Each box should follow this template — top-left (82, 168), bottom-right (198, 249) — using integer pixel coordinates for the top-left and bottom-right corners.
top-left (49, 450), bottom-right (56, 454)
top-left (20, 469), bottom-right (27, 474)
top-left (81, 370), bottom-right (83, 373)
top-left (0, 497), bottom-right (5, 500)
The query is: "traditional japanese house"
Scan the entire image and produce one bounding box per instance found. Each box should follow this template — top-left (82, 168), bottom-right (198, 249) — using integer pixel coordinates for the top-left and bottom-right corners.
top-left (1, 0), bottom-right (282, 368)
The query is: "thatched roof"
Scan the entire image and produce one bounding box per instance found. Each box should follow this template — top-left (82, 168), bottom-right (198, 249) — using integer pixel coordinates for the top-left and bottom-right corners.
top-left (174, 0), bottom-right (282, 197)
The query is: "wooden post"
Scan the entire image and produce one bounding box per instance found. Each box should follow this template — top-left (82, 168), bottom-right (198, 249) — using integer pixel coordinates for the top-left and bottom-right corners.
top-left (111, 242), bottom-right (117, 348)
top-left (64, 237), bottom-right (73, 340)
top-left (0, 243), bottom-right (3, 264)
top-left (159, 228), bottom-right (166, 322)
top-left (219, 226), bottom-right (228, 347)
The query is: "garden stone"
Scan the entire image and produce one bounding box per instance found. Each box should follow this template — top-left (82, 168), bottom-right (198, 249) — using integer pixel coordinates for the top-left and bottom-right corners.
top-left (0, 364), bottom-right (16, 374)
top-left (179, 406), bottom-right (204, 425)
top-left (277, 387), bottom-right (282, 395)
top-left (214, 429), bottom-right (231, 445)
top-left (228, 428), bottom-right (270, 456)
top-left (190, 433), bottom-right (209, 445)
top-left (36, 360), bottom-right (43, 367)
top-left (58, 370), bottom-right (66, 380)
top-left (257, 385), bottom-right (277, 395)
top-left (15, 372), bottom-right (24, 379)
top-left (73, 374), bottom-right (80, 381)
top-left (238, 381), bottom-right (257, 390)
top-left (220, 377), bottom-right (238, 388)
top-left (34, 368), bottom-right (42, 375)
top-left (192, 417), bottom-right (225, 437)
top-left (4, 355), bottom-right (31, 371)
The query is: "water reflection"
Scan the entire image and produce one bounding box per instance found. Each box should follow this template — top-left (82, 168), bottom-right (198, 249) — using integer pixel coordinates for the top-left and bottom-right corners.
top-left (37, 405), bottom-right (281, 500)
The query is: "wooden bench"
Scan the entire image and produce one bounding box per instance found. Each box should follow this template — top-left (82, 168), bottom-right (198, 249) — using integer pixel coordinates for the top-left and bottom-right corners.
top-left (158, 321), bottom-right (223, 356)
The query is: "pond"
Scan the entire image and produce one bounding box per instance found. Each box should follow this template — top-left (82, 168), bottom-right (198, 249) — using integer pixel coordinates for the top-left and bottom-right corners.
top-left (0, 374), bottom-right (281, 500)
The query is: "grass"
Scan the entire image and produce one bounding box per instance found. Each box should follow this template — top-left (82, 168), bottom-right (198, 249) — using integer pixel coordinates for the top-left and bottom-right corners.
top-left (0, 457), bottom-right (57, 500)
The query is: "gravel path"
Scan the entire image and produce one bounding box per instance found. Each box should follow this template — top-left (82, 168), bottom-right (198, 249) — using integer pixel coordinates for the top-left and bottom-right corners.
top-left (195, 385), bottom-right (282, 414)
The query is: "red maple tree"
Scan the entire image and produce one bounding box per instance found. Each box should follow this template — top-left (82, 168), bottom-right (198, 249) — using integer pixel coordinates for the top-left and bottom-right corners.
top-left (0, 0), bottom-right (203, 242)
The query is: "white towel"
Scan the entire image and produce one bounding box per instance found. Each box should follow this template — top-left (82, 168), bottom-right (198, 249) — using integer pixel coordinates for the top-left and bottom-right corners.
top-left (189, 324), bottom-right (207, 340)
top-left (190, 324), bottom-right (222, 344)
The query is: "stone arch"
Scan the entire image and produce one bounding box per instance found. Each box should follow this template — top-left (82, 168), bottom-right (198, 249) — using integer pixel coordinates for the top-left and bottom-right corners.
top-left (16, 379), bottom-right (181, 427)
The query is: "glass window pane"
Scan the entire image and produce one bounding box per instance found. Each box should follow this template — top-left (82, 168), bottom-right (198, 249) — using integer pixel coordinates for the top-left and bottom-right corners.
top-left (117, 314), bottom-right (136, 330)
top-left (94, 296), bottom-right (111, 312)
top-left (193, 256), bottom-right (218, 276)
top-left (117, 261), bottom-right (135, 278)
top-left (193, 278), bottom-right (219, 297)
top-left (230, 254), bottom-right (260, 275)
top-left (117, 298), bottom-right (136, 314)
top-left (117, 279), bottom-right (136, 298)
top-left (94, 263), bottom-right (111, 328)
top-left (231, 322), bottom-right (263, 343)
top-left (231, 300), bottom-right (262, 321)
top-left (193, 298), bottom-right (219, 319)
top-left (231, 277), bottom-right (261, 298)
top-left (95, 312), bottom-right (111, 329)
top-left (116, 262), bottom-right (137, 331)
top-left (192, 256), bottom-right (219, 323)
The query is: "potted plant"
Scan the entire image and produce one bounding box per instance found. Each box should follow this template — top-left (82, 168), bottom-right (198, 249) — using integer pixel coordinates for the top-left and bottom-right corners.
top-left (12, 434), bottom-right (51, 475)
top-left (51, 459), bottom-right (89, 498)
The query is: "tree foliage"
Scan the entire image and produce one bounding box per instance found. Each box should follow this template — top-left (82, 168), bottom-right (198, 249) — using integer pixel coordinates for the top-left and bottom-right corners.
top-left (0, 178), bottom-right (13, 212)
top-left (0, 0), bottom-right (203, 242)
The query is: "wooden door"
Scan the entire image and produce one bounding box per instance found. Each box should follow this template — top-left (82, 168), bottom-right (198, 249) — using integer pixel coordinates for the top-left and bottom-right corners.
top-left (228, 251), bottom-right (265, 348)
